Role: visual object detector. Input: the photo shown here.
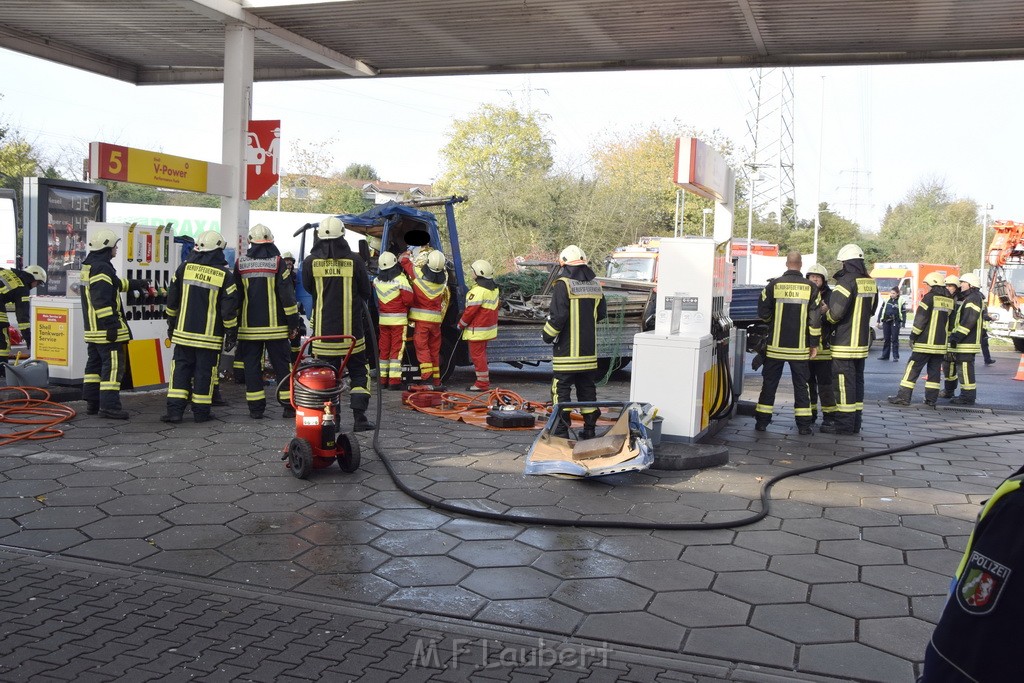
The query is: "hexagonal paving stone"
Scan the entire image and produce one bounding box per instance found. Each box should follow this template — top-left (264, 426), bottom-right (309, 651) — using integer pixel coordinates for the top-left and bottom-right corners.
top-left (620, 560), bottom-right (714, 592)
top-left (0, 529), bottom-right (88, 552)
top-left (375, 556), bottom-right (472, 587)
top-left (817, 539), bottom-right (905, 566)
top-left (780, 517), bottom-right (861, 541)
top-left (368, 508), bottom-right (451, 531)
top-left (460, 566), bottom-right (562, 600)
top-left (861, 563), bottom-right (949, 597)
top-left (297, 520), bottom-right (385, 545)
top-left (751, 603), bottom-right (854, 644)
top-left (528, 551), bottom-right (626, 581)
top-left (18, 505), bottom-right (105, 529)
top-left (82, 515), bottom-right (170, 539)
top-left (649, 590), bottom-right (750, 627)
top-left (211, 560), bottom-right (311, 590)
top-left (294, 544), bottom-right (389, 574)
top-left (171, 485), bottom-right (251, 504)
top-left (235, 492), bottom-right (316, 513)
top-left (684, 626), bottom-right (794, 668)
top-left (487, 488), bottom-right (565, 508)
top-left (163, 503), bottom-right (246, 525)
top-left (476, 598), bottom-right (584, 634)
top-left (680, 544), bottom-right (768, 572)
top-left (135, 549), bottom-right (232, 576)
top-left (227, 511), bottom-right (312, 535)
top-left (439, 518), bottom-right (523, 541)
top-left (862, 525), bottom-right (946, 550)
top-left (516, 527), bottom-right (601, 551)
top-left (577, 611), bottom-right (686, 651)
top-left (712, 570), bottom-right (809, 605)
top-left (799, 642), bottom-right (915, 682)
top-left (219, 534), bottom-right (312, 561)
top-left (296, 571), bottom-right (401, 606)
top-left (114, 478), bottom-right (190, 496)
top-left (371, 530), bottom-right (462, 557)
top-left (769, 554), bottom-right (858, 584)
top-left (99, 495), bottom-right (180, 516)
top-left (57, 470), bottom-right (134, 487)
top-left (734, 529), bottom-right (817, 555)
top-left (0, 480), bottom-right (62, 497)
top-left (151, 525), bottom-right (240, 550)
top-left (810, 582), bottom-right (909, 619)
top-left (67, 539), bottom-right (158, 563)
top-left (384, 586), bottom-right (486, 619)
top-left (552, 578), bottom-right (654, 614)
top-left (6, 464), bottom-right (80, 480)
top-left (39, 487), bottom-right (119, 507)
top-left (859, 616), bottom-right (937, 660)
top-left (127, 463), bottom-right (199, 479)
top-left (596, 534), bottom-right (683, 561)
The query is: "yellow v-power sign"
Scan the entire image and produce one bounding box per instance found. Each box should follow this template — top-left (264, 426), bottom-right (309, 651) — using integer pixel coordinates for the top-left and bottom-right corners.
top-left (88, 142), bottom-right (231, 196)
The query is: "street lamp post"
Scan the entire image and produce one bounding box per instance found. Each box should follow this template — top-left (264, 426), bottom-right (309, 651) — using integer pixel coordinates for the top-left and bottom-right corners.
top-left (981, 203), bottom-right (993, 287)
top-left (746, 172), bottom-right (761, 284)
top-left (702, 208), bottom-right (713, 237)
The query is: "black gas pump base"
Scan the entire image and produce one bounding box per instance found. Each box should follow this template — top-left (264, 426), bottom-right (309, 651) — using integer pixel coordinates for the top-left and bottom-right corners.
top-left (651, 442), bottom-right (729, 471)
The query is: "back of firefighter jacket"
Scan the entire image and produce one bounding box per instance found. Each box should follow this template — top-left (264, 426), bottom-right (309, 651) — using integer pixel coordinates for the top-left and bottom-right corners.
top-left (908, 285), bottom-right (954, 354)
top-left (235, 248), bottom-right (299, 341)
top-left (757, 269), bottom-right (821, 361)
top-left (301, 240), bottom-right (371, 356)
top-left (826, 264), bottom-right (878, 359)
top-left (543, 271), bottom-right (607, 373)
top-left (166, 257), bottom-right (239, 351)
top-left (949, 287), bottom-right (983, 354)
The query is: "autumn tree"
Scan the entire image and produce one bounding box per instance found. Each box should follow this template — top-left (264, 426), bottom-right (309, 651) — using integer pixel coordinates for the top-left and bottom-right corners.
top-left (342, 163), bottom-right (379, 180)
top-left (877, 178), bottom-right (982, 269)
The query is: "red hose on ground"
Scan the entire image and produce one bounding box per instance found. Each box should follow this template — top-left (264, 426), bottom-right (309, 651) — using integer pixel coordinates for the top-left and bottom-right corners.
top-left (0, 387), bottom-right (77, 447)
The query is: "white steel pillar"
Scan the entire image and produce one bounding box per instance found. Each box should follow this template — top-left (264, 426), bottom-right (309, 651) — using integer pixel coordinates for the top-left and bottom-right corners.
top-left (221, 23), bottom-right (254, 257)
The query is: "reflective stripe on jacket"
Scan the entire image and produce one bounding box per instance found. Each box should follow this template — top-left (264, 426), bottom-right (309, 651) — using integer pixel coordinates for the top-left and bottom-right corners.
top-left (460, 283), bottom-right (499, 341)
top-left (166, 262), bottom-right (239, 351)
top-left (827, 274), bottom-right (878, 359)
top-left (543, 276), bottom-right (607, 373)
top-left (909, 286), bottom-right (954, 354)
top-left (235, 254), bottom-right (299, 341)
top-left (758, 269), bottom-right (821, 361)
top-left (374, 274), bottom-right (414, 326)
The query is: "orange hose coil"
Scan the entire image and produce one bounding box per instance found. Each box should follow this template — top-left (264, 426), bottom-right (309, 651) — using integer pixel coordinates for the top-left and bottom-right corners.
top-left (0, 387), bottom-right (78, 447)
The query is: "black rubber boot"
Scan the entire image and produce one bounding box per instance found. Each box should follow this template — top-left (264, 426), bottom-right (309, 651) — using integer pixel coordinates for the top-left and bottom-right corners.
top-left (211, 386), bottom-right (228, 407)
top-left (86, 402), bottom-right (99, 415)
top-left (353, 410), bottom-right (375, 432)
top-left (580, 412), bottom-right (599, 440)
top-left (193, 410), bottom-right (214, 424)
top-left (98, 408), bottom-right (129, 420)
top-left (887, 388), bottom-right (913, 406)
top-left (282, 406), bottom-right (296, 418)
top-left (551, 413), bottom-right (571, 439)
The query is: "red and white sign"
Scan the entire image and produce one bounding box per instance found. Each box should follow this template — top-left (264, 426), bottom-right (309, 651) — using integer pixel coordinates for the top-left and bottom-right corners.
top-left (673, 137), bottom-right (731, 203)
top-left (245, 120), bottom-right (281, 200)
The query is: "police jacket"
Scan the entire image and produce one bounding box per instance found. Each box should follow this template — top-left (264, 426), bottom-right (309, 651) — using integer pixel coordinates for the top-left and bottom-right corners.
top-left (876, 297), bottom-right (905, 327)
top-left (373, 264), bottom-right (414, 326)
top-left (400, 255), bottom-right (448, 324)
top-left (923, 468), bottom-right (1024, 682)
top-left (949, 287), bottom-right (984, 355)
top-left (300, 236), bottom-right (371, 357)
top-left (909, 284), bottom-right (954, 355)
top-left (459, 277), bottom-right (499, 341)
top-left (542, 265), bottom-right (607, 373)
top-left (826, 259), bottom-right (878, 359)
top-left (757, 269), bottom-right (821, 361)
top-left (80, 249), bottom-right (131, 344)
top-left (0, 268), bottom-right (34, 334)
top-left (166, 249), bottom-right (239, 351)
top-left (234, 243), bottom-right (300, 342)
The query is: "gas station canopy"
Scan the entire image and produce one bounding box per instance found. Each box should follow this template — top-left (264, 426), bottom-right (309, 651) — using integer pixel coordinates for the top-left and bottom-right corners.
top-left (2, 0), bottom-right (1024, 85)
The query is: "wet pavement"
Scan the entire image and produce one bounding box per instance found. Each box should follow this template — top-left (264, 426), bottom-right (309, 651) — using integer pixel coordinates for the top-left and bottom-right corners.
top-left (2, 358), bottom-right (1023, 681)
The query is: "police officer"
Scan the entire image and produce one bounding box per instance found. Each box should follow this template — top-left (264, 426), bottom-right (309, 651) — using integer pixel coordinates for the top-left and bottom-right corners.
top-left (373, 252), bottom-right (413, 390)
top-left (875, 287), bottom-right (905, 361)
top-left (542, 245), bottom-right (607, 440)
top-left (162, 230), bottom-right (239, 424)
top-left (805, 263), bottom-right (836, 428)
top-left (822, 244), bottom-right (878, 434)
top-left (0, 264), bottom-right (46, 362)
top-left (755, 252), bottom-right (821, 435)
top-left (235, 224), bottom-right (301, 420)
top-left (939, 274), bottom-right (964, 398)
top-left (947, 273), bottom-right (984, 405)
top-left (401, 248), bottom-right (449, 388)
top-left (458, 260), bottom-right (500, 392)
top-left (887, 271), bottom-right (954, 408)
top-left (80, 230), bottom-right (147, 419)
top-left (301, 216), bottom-right (375, 432)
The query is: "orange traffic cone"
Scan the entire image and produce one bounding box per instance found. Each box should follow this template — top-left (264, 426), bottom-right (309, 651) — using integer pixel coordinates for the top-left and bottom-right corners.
top-left (1014, 355), bottom-right (1024, 381)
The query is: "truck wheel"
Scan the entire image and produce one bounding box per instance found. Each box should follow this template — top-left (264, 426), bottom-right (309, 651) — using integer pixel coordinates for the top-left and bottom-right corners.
top-left (337, 433), bottom-right (361, 473)
top-left (1013, 338), bottom-right (1024, 355)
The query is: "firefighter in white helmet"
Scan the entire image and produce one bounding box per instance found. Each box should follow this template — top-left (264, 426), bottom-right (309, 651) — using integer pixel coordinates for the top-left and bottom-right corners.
top-left (372, 251), bottom-right (414, 390)
top-left (0, 264), bottom-right (46, 362)
top-left (945, 272), bottom-right (984, 404)
top-left (543, 245), bottom-right (607, 439)
top-left (805, 263), bottom-right (836, 427)
top-left (400, 246), bottom-right (449, 388)
top-left (301, 216), bottom-right (375, 431)
top-left (888, 271), bottom-right (953, 410)
top-left (458, 259), bottom-right (500, 392)
top-left (162, 230), bottom-right (239, 424)
top-left (939, 274), bottom-right (965, 397)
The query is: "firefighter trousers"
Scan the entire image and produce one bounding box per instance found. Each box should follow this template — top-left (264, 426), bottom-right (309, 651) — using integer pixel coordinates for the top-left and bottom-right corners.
top-left (320, 347), bottom-right (371, 413)
top-left (166, 346), bottom-right (219, 418)
top-left (377, 325), bottom-right (406, 386)
top-left (551, 371), bottom-right (599, 432)
top-left (468, 339), bottom-right (490, 389)
top-left (756, 357), bottom-right (813, 427)
top-left (832, 357), bottom-right (866, 432)
top-left (413, 321), bottom-right (442, 385)
top-left (953, 352), bottom-right (977, 401)
top-left (943, 355), bottom-right (958, 394)
top-left (238, 338), bottom-right (291, 412)
top-left (83, 342), bottom-right (126, 411)
top-left (898, 352), bottom-right (943, 405)
top-left (808, 359), bottom-right (836, 421)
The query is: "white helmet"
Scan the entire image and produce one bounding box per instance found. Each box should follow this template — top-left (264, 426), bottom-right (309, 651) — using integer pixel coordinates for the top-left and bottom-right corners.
top-left (471, 259), bottom-right (494, 279)
top-left (559, 244), bottom-right (588, 266)
top-left (960, 273), bottom-right (981, 288)
top-left (281, 251), bottom-right (294, 261)
top-left (944, 274), bottom-right (960, 286)
top-left (426, 250), bottom-right (446, 273)
top-left (194, 230), bottom-right (226, 252)
top-left (805, 263), bottom-right (828, 279)
top-left (88, 229), bottom-right (121, 252)
top-left (379, 252), bottom-right (398, 270)
top-left (248, 223), bottom-right (274, 243)
top-left (24, 265), bottom-right (47, 284)
top-left (318, 216), bottom-right (345, 240)
top-left (836, 244), bottom-right (863, 262)
top-left (924, 272), bottom-right (945, 287)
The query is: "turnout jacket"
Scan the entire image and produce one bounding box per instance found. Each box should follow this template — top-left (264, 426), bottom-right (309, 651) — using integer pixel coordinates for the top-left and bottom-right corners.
top-left (166, 250), bottom-right (239, 351)
top-left (0, 268), bottom-right (34, 334)
top-left (826, 259), bottom-right (878, 359)
top-left (80, 250), bottom-right (131, 344)
top-left (758, 269), bottom-right (821, 361)
top-left (813, 284), bottom-right (834, 361)
top-left (373, 265), bottom-right (414, 326)
top-left (908, 284), bottom-right (954, 355)
top-left (542, 265), bottom-right (607, 373)
top-left (400, 255), bottom-right (448, 324)
top-left (949, 287), bottom-right (984, 355)
top-left (459, 277), bottom-right (500, 341)
top-left (234, 243), bottom-right (300, 341)
top-left (301, 237), bottom-right (371, 356)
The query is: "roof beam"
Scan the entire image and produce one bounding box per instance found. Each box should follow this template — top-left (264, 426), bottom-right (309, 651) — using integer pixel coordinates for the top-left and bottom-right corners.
top-left (175, 0), bottom-right (377, 76)
top-left (735, 0), bottom-right (768, 57)
top-left (0, 24), bottom-right (139, 83)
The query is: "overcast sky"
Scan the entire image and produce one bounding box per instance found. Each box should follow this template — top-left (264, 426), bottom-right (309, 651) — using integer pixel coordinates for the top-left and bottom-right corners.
top-left (2, 47), bottom-right (1023, 233)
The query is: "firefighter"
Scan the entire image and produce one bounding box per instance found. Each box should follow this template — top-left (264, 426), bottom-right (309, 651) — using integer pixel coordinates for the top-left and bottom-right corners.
top-left (754, 252), bottom-right (821, 435)
top-left (373, 251), bottom-right (413, 390)
top-left (887, 271), bottom-right (954, 409)
top-left (281, 251), bottom-right (305, 364)
top-left (0, 264), bottom-right (46, 362)
top-left (161, 230), bottom-right (239, 424)
top-left (80, 230), bottom-right (147, 419)
top-left (542, 245), bottom-right (607, 440)
top-left (400, 248), bottom-right (448, 388)
top-left (939, 274), bottom-right (964, 398)
top-left (946, 272), bottom-right (984, 405)
top-left (235, 224), bottom-right (301, 420)
top-left (805, 263), bottom-right (836, 427)
top-left (458, 259), bottom-right (500, 392)
top-left (920, 464), bottom-right (1024, 682)
top-left (301, 216), bottom-right (375, 432)
top-left (875, 287), bottom-right (905, 361)
top-left (822, 244), bottom-right (878, 434)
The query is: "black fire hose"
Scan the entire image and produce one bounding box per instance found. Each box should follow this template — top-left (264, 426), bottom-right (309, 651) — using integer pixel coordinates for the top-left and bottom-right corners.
top-left (360, 303), bottom-right (1024, 530)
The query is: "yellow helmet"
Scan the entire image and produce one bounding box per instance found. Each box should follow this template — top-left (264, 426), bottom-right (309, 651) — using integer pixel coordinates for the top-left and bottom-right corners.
top-left (923, 272), bottom-right (945, 287)
top-left (943, 274), bottom-right (960, 286)
top-left (471, 259), bottom-right (494, 279)
top-left (194, 230), bottom-right (226, 253)
top-left (248, 223), bottom-right (274, 243)
top-left (426, 250), bottom-right (446, 273)
top-left (88, 229), bottom-right (121, 252)
top-left (318, 216), bottom-right (345, 240)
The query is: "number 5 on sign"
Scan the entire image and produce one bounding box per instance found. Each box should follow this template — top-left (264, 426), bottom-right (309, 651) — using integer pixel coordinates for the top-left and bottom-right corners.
top-left (89, 142), bottom-right (129, 182)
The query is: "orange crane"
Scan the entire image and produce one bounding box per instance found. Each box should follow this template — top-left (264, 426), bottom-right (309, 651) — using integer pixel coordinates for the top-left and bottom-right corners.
top-left (986, 220), bottom-right (1024, 352)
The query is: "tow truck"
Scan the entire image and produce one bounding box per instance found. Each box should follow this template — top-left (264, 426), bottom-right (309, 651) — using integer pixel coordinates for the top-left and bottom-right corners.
top-left (985, 219), bottom-right (1024, 353)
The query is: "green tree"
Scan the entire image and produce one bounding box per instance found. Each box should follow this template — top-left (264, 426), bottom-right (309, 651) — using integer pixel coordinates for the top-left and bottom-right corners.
top-left (342, 163), bottom-right (379, 180)
top-left (877, 178), bottom-right (982, 269)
